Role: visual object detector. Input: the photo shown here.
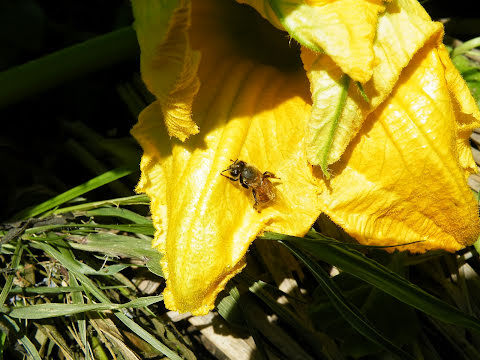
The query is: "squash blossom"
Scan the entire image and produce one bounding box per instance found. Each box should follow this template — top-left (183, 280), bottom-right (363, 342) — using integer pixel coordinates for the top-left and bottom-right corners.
top-left (130, 0), bottom-right (480, 315)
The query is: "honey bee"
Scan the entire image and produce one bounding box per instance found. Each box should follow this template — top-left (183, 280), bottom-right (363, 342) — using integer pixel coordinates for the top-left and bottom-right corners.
top-left (221, 159), bottom-right (278, 209)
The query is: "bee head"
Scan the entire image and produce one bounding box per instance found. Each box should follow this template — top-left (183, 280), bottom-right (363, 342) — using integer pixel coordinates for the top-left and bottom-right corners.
top-left (229, 160), bottom-right (245, 177)
top-left (222, 159), bottom-right (245, 179)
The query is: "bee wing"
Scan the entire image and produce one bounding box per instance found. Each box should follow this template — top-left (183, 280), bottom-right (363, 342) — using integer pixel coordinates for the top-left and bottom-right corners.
top-left (255, 179), bottom-right (276, 203)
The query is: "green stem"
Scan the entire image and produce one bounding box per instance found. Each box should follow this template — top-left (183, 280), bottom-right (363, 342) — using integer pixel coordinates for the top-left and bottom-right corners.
top-left (450, 36), bottom-right (480, 58)
top-left (317, 74), bottom-right (350, 177)
top-left (0, 27), bottom-right (138, 108)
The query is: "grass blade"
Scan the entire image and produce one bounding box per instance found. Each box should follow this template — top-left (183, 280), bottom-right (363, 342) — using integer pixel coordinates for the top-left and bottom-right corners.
top-left (84, 207), bottom-right (152, 224)
top-left (69, 273), bottom-right (90, 360)
top-left (0, 240), bottom-right (23, 306)
top-left (263, 231), bottom-right (480, 333)
top-left (9, 285), bottom-right (126, 295)
top-left (114, 313), bottom-right (182, 360)
top-left (11, 166), bottom-right (137, 220)
top-left (451, 36), bottom-right (480, 57)
top-left (66, 233), bottom-right (156, 259)
top-left (281, 241), bottom-right (415, 360)
top-left (5, 296), bottom-right (163, 319)
top-left (9, 286), bottom-right (83, 294)
top-left (47, 194), bottom-right (150, 216)
top-left (146, 253), bottom-right (164, 278)
top-left (28, 241), bottom-right (181, 360)
top-left (244, 276), bottom-right (332, 359)
top-left (18, 335), bottom-right (42, 360)
top-left (27, 223), bottom-right (155, 236)
top-left (228, 287), bottom-right (269, 360)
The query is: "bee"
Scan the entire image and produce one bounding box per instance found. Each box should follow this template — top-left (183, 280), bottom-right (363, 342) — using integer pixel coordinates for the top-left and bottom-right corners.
top-left (221, 159), bottom-right (278, 209)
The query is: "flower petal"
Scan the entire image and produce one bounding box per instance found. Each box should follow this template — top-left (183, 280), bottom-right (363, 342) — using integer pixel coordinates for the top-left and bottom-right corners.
top-left (316, 42), bottom-right (480, 252)
top-left (134, 70), bottom-right (320, 315)
top-left (132, 0), bottom-right (322, 315)
top-left (131, 0), bottom-right (200, 141)
top-left (303, 0), bottom-right (444, 171)
top-left (237, 0), bottom-right (386, 83)
top-left (437, 45), bottom-right (480, 176)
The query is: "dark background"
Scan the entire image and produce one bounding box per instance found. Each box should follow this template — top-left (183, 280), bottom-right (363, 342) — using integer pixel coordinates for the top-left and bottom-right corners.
top-left (0, 1), bottom-right (138, 220)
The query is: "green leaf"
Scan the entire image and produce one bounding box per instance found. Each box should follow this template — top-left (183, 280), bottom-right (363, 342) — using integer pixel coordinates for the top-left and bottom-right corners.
top-left (262, 231), bottom-right (480, 334)
top-left (281, 241), bottom-right (415, 360)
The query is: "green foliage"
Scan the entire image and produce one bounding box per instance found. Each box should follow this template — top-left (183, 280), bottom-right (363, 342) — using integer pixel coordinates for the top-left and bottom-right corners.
top-left (0, 181), bottom-right (188, 359)
top-left (450, 37), bottom-right (480, 107)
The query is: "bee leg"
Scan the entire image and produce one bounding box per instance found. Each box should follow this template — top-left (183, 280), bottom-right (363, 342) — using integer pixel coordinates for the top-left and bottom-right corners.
top-left (252, 189), bottom-right (259, 209)
top-left (221, 173), bottom-right (239, 182)
top-left (263, 171), bottom-right (279, 179)
top-left (240, 174), bottom-right (249, 189)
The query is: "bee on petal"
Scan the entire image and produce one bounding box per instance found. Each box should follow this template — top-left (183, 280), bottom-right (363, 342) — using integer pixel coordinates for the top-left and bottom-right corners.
top-left (221, 159), bottom-right (278, 209)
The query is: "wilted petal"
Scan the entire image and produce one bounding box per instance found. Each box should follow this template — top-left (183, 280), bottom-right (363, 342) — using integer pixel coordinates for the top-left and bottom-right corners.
top-left (316, 43), bottom-right (480, 252)
top-left (437, 45), bottom-right (480, 176)
top-left (303, 0), bottom-right (443, 171)
top-left (132, 0), bottom-right (200, 141)
top-left (132, 0), bottom-right (321, 315)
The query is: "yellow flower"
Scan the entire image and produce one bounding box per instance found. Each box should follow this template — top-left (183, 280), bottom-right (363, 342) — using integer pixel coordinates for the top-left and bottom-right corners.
top-left (130, 0), bottom-right (480, 315)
